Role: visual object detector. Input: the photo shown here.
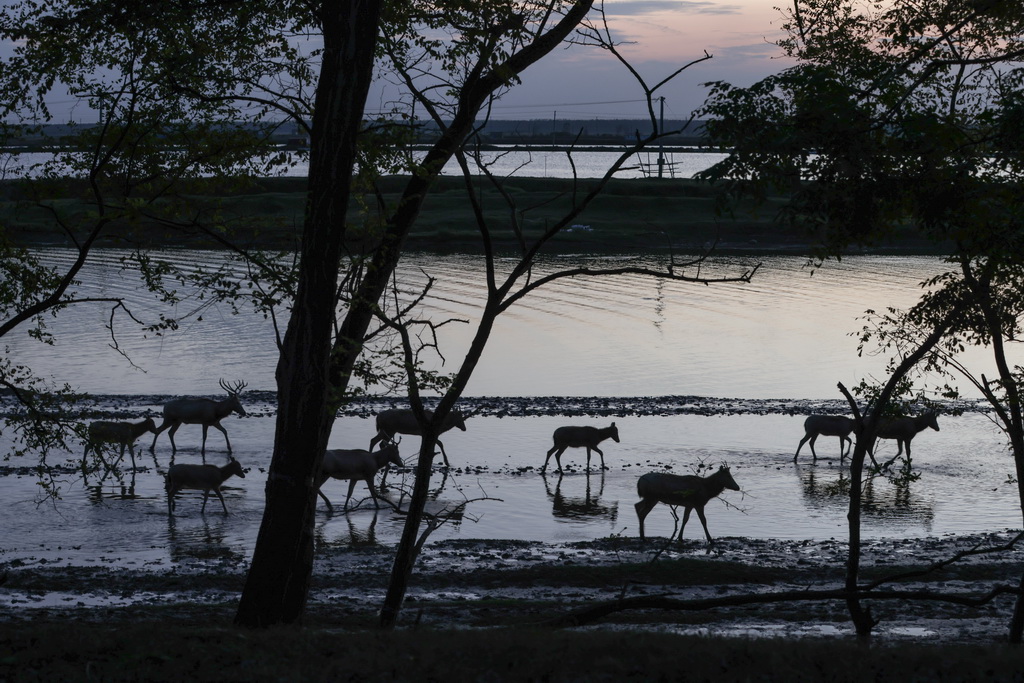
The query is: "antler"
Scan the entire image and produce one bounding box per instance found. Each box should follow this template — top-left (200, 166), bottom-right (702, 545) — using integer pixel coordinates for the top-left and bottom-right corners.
top-left (219, 379), bottom-right (248, 395)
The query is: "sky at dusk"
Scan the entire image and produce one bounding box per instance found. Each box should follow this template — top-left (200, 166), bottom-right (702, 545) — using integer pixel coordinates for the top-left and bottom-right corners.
top-left (2, 0), bottom-right (789, 123)
top-left (446, 0), bottom-right (791, 121)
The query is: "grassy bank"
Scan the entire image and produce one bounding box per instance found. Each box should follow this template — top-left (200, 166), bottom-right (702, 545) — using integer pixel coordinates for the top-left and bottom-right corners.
top-left (1, 176), bottom-right (947, 254)
top-left (3, 618), bottom-right (1022, 682)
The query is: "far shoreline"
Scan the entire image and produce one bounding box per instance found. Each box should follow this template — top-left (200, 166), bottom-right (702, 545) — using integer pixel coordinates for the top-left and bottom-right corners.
top-left (3, 176), bottom-right (954, 256)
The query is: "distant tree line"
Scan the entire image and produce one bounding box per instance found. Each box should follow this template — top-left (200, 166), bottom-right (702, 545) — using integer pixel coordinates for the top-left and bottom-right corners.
top-left (5, 119), bottom-right (711, 151)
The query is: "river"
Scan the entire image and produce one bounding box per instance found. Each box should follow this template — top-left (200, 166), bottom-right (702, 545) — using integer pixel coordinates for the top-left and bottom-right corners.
top-left (2, 249), bottom-right (1022, 571)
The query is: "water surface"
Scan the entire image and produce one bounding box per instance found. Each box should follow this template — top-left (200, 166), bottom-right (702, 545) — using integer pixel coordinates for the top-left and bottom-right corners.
top-left (7, 251), bottom-right (996, 399)
top-left (3, 250), bottom-right (1022, 570)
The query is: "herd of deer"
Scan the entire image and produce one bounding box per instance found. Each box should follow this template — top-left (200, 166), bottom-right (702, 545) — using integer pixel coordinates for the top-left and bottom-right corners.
top-left (80, 380), bottom-right (942, 544)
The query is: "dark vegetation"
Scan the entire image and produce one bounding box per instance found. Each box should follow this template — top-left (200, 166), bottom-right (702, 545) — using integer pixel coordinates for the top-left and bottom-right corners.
top-left (6, 621), bottom-right (1024, 682)
top-left (0, 176), bottom-right (950, 254)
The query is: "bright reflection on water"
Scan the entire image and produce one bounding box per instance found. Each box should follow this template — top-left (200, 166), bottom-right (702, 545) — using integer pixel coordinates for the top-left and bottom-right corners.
top-left (5, 250), bottom-right (1001, 398)
top-left (3, 249), bottom-right (1023, 568)
top-left (11, 148), bottom-right (727, 181)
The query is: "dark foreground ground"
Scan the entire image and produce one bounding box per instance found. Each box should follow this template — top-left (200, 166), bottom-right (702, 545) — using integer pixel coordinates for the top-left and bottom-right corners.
top-left (3, 534), bottom-right (1024, 681)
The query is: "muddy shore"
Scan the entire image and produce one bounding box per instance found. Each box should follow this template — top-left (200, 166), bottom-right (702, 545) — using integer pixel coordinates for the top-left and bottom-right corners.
top-left (4, 533), bottom-right (1023, 644)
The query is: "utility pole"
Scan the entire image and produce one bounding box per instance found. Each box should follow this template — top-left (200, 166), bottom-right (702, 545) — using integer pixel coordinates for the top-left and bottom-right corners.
top-left (657, 96), bottom-right (665, 179)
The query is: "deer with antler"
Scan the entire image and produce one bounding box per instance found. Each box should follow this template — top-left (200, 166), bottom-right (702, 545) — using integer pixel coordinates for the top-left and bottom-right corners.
top-left (150, 379), bottom-right (248, 456)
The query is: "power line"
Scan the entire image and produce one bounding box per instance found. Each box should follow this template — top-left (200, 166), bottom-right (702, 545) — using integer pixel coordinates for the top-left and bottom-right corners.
top-left (491, 98), bottom-right (650, 110)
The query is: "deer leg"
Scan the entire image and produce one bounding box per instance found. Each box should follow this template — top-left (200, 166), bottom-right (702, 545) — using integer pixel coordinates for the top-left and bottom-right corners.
top-left (82, 442), bottom-right (92, 474)
top-left (365, 477), bottom-right (379, 509)
top-left (794, 433), bottom-right (812, 461)
top-left (593, 446), bottom-right (606, 470)
top-left (93, 445), bottom-right (114, 473)
top-left (585, 447), bottom-right (592, 471)
top-left (437, 439), bottom-right (451, 468)
top-left (315, 473), bottom-right (334, 513)
top-left (150, 421), bottom-right (171, 453)
top-left (345, 479), bottom-right (358, 510)
top-left (678, 506), bottom-right (693, 543)
top-left (215, 488), bottom-right (229, 514)
top-left (200, 490), bottom-right (210, 513)
top-left (127, 443), bottom-right (137, 471)
top-left (317, 489), bottom-right (335, 514)
top-left (212, 421), bottom-right (232, 454)
top-left (167, 423), bottom-right (180, 454)
top-left (634, 498), bottom-right (657, 540)
top-left (368, 430), bottom-right (388, 453)
top-left (542, 445), bottom-right (560, 472)
top-left (555, 448), bottom-right (569, 472)
top-left (808, 434), bottom-right (819, 461)
top-left (696, 507), bottom-right (714, 544)
top-left (840, 436), bottom-right (851, 460)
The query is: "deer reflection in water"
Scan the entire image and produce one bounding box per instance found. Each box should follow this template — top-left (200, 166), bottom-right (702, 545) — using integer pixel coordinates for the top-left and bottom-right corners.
top-left (316, 510), bottom-right (379, 547)
top-left (85, 469), bottom-right (139, 503)
top-left (542, 471), bottom-right (618, 524)
top-left (795, 461), bottom-right (934, 527)
top-left (166, 513), bottom-right (247, 566)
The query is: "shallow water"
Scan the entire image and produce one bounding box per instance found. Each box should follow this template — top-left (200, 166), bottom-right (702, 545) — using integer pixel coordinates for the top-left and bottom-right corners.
top-left (1, 410), bottom-right (1021, 570)
top-left (3, 250), bottom-right (1023, 570)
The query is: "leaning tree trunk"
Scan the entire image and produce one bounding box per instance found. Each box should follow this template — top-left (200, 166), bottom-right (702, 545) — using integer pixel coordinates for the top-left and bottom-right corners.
top-left (379, 431), bottom-right (441, 628)
top-left (235, 0), bottom-right (383, 628)
top-left (839, 307), bottom-right (960, 639)
top-left (965, 263), bottom-right (1024, 643)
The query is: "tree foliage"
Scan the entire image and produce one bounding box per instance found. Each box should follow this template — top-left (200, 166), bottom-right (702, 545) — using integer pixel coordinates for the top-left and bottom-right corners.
top-left (698, 0), bottom-right (1024, 640)
top-left (0, 0), bottom-right (745, 633)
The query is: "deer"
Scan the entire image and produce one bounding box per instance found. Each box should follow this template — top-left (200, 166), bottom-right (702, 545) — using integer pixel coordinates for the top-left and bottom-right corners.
top-left (83, 417), bottom-right (157, 470)
top-left (635, 466), bottom-right (740, 545)
top-left (315, 442), bottom-right (403, 513)
top-left (869, 411), bottom-right (940, 466)
top-left (541, 422), bottom-right (619, 473)
top-left (794, 415), bottom-right (855, 462)
top-left (368, 408), bottom-right (466, 467)
top-left (165, 457), bottom-right (246, 515)
top-left (150, 379), bottom-right (247, 456)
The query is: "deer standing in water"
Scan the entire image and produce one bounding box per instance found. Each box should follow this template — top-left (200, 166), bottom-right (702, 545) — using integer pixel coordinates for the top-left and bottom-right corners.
top-left (315, 442), bottom-right (403, 513)
top-left (368, 408), bottom-right (466, 467)
top-left (165, 457), bottom-right (246, 515)
top-left (83, 417), bottom-right (157, 470)
top-left (542, 422), bottom-right (619, 473)
top-left (635, 466), bottom-right (740, 545)
top-left (150, 379), bottom-right (247, 456)
top-left (794, 415), bottom-right (855, 462)
top-left (869, 411), bottom-right (940, 466)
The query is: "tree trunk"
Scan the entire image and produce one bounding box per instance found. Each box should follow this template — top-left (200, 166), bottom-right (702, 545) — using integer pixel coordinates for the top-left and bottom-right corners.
top-left (962, 260), bottom-right (1024, 643)
top-left (324, 0), bottom-right (595, 410)
top-left (235, 0), bottom-right (382, 628)
top-left (379, 432), bottom-right (440, 628)
top-left (839, 308), bottom-right (960, 639)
